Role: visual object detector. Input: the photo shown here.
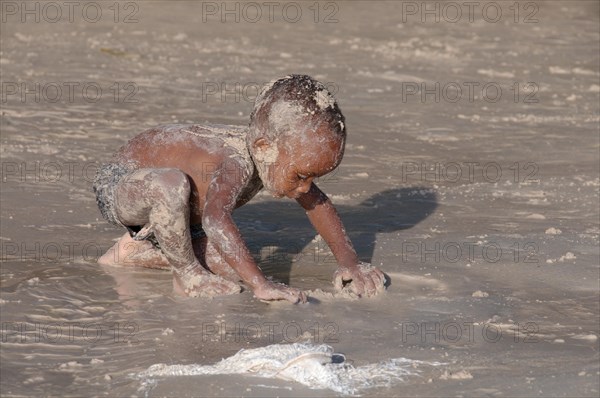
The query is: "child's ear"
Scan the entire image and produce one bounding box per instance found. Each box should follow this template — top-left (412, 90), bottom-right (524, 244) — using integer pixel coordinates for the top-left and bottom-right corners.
top-left (252, 137), bottom-right (270, 151)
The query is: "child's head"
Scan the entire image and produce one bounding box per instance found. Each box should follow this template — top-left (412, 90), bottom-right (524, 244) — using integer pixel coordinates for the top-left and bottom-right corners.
top-left (247, 75), bottom-right (346, 198)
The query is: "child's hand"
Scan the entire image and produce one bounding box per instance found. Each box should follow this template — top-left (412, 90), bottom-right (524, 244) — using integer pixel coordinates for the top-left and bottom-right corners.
top-left (333, 262), bottom-right (386, 297)
top-left (254, 280), bottom-right (308, 304)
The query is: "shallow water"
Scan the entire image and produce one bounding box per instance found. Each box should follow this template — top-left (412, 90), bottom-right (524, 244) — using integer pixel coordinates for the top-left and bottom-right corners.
top-left (1, 1), bottom-right (599, 396)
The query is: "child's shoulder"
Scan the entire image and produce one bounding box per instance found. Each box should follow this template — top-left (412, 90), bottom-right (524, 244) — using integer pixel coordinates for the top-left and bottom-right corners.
top-left (123, 123), bottom-right (251, 162)
top-left (155, 123), bottom-right (252, 166)
top-left (153, 123), bottom-right (248, 147)
top-left (185, 124), bottom-right (250, 159)
top-left (155, 123), bottom-right (247, 137)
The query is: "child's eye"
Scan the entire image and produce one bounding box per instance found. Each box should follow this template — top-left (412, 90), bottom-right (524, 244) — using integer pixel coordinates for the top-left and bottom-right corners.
top-left (297, 174), bottom-right (308, 181)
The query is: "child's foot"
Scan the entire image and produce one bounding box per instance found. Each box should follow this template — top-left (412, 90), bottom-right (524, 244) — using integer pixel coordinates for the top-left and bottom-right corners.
top-left (173, 268), bottom-right (242, 298)
top-left (98, 232), bottom-right (170, 269)
top-left (253, 281), bottom-right (308, 304)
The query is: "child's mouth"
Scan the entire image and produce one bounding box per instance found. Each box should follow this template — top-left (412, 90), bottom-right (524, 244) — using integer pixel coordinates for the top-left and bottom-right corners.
top-left (286, 191), bottom-right (301, 199)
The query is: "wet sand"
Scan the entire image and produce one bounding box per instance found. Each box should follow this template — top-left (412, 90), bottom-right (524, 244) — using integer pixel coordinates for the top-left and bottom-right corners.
top-left (1, 1), bottom-right (599, 396)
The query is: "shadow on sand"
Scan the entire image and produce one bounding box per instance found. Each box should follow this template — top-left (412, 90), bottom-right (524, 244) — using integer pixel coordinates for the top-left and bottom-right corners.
top-left (233, 187), bottom-right (438, 284)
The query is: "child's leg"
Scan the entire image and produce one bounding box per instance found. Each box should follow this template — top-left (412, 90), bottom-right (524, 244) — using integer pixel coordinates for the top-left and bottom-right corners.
top-left (98, 229), bottom-right (232, 275)
top-left (113, 168), bottom-right (241, 297)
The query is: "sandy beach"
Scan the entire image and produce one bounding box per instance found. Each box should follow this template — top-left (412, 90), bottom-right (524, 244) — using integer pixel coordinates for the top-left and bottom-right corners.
top-left (1, 1), bottom-right (599, 396)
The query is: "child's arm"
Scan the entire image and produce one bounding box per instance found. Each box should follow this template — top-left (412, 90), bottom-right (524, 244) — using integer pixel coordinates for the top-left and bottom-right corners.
top-left (296, 183), bottom-right (386, 297)
top-left (202, 163), bottom-right (307, 303)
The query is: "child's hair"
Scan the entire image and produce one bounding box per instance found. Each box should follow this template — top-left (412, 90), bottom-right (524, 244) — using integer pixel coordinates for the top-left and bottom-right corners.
top-left (248, 75), bottom-right (346, 142)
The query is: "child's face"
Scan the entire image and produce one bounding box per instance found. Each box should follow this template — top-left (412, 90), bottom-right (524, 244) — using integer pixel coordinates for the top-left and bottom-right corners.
top-left (252, 127), bottom-right (344, 199)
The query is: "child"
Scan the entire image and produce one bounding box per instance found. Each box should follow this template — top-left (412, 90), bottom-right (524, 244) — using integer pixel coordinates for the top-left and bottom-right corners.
top-left (93, 75), bottom-right (386, 303)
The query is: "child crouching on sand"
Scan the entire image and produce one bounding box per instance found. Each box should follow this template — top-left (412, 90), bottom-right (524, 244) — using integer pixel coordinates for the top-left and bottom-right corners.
top-left (93, 75), bottom-right (386, 303)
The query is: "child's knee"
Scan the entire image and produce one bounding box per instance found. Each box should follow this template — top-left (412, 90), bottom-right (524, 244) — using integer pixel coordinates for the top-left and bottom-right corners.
top-left (155, 169), bottom-right (190, 192)
top-left (152, 169), bottom-right (191, 207)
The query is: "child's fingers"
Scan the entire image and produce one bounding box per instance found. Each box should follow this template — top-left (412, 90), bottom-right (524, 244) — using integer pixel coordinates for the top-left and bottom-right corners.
top-left (284, 287), bottom-right (300, 302)
top-left (372, 268), bottom-right (386, 290)
top-left (333, 267), bottom-right (385, 297)
top-left (364, 267), bottom-right (385, 292)
top-left (333, 269), bottom-right (346, 291)
top-left (273, 285), bottom-right (307, 304)
top-left (333, 268), bottom-right (357, 292)
top-left (349, 281), bottom-right (363, 297)
top-left (296, 290), bottom-right (308, 304)
top-left (356, 274), bottom-right (374, 297)
top-left (358, 269), bottom-right (385, 297)
top-left (285, 289), bottom-right (307, 304)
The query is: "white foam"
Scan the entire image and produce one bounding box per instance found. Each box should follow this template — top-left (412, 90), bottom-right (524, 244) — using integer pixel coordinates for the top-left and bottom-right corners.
top-left (136, 343), bottom-right (442, 395)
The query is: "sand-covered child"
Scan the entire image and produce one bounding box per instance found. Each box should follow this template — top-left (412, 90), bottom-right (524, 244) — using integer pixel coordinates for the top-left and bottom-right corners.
top-left (93, 75), bottom-right (386, 303)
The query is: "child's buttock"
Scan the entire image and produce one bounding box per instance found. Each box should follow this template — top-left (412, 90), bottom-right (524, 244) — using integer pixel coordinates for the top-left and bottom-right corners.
top-left (93, 162), bottom-right (136, 227)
